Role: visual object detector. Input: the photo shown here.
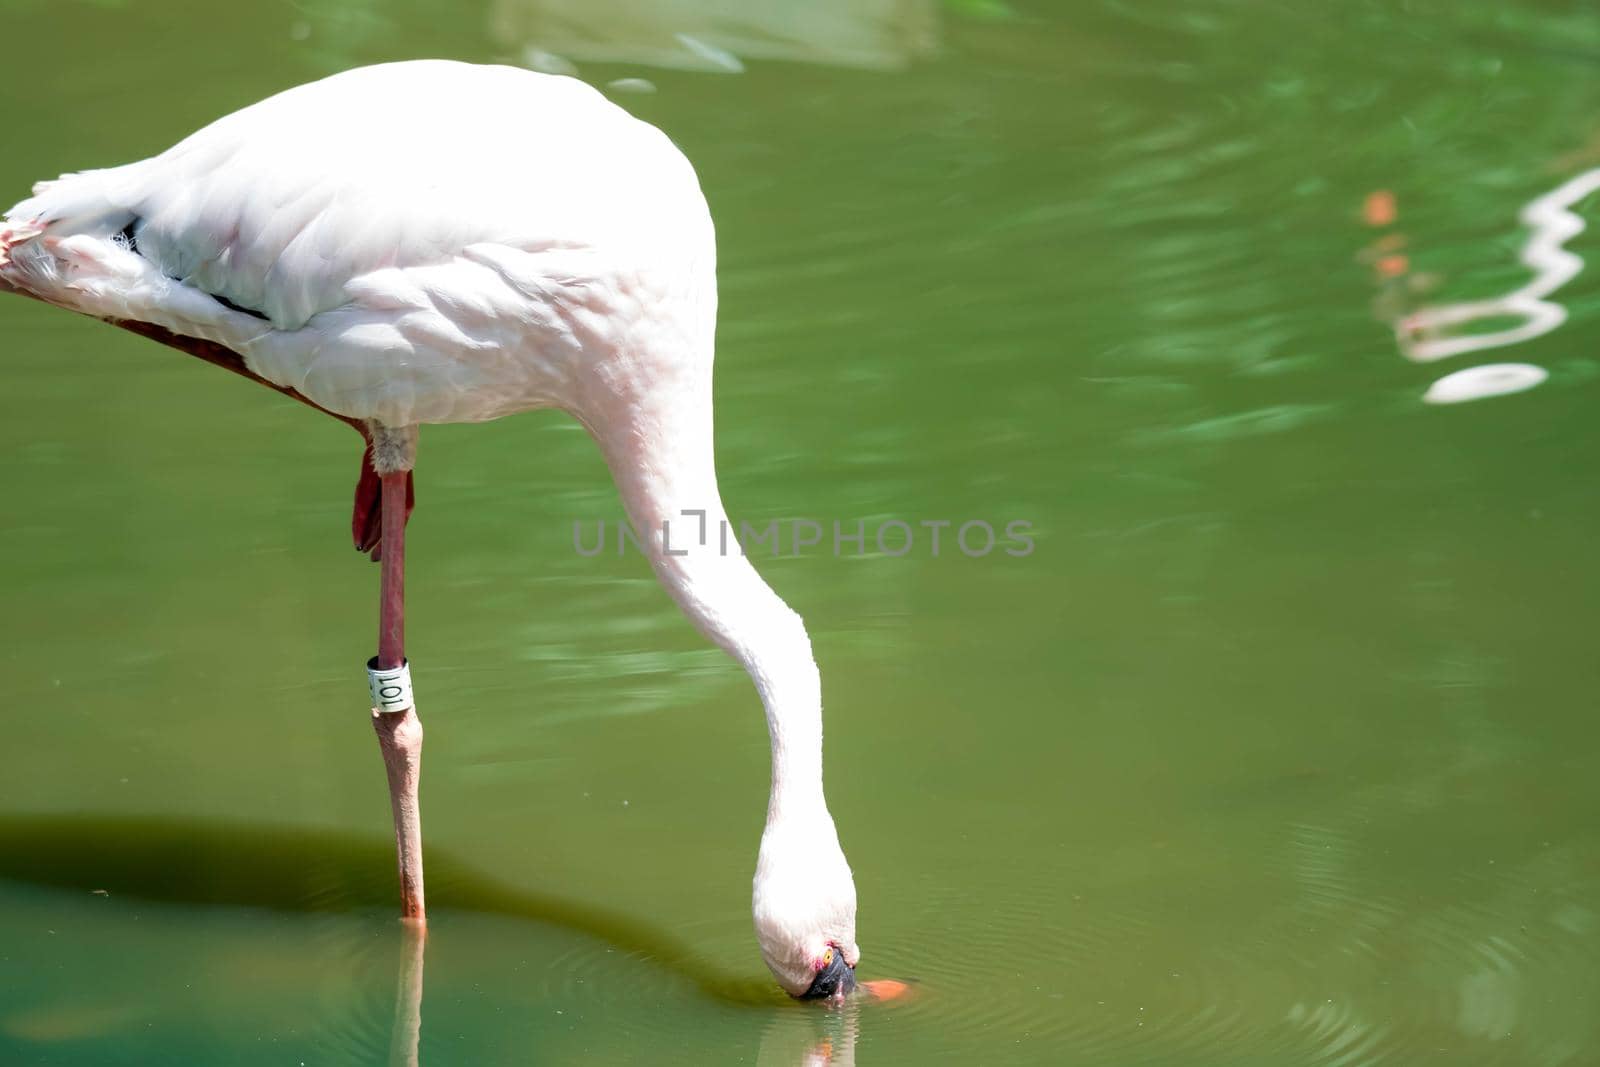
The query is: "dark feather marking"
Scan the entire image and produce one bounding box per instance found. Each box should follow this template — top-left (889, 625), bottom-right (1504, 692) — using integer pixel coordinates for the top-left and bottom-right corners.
top-left (116, 215), bottom-right (270, 322)
top-left (211, 291), bottom-right (270, 321)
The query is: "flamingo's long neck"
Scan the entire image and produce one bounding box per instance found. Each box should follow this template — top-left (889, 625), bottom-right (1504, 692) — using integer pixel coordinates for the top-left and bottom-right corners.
top-left (583, 361), bottom-right (827, 826)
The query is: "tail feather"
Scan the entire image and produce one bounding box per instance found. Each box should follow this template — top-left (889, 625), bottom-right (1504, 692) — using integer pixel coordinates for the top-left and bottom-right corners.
top-left (6, 163), bottom-right (146, 235)
top-left (0, 220), bottom-right (43, 271)
top-left (1, 164), bottom-right (155, 315)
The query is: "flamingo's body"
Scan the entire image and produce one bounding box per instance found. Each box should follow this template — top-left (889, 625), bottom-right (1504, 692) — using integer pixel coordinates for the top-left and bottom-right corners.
top-left (0, 60), bottom-right (858, 999)
top-left (1, 61), bottom-right (707, 427)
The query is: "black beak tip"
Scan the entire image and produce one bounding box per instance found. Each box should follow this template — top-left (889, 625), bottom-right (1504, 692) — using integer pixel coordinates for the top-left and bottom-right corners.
top-left (799, 951), bottom-right (856, 1000)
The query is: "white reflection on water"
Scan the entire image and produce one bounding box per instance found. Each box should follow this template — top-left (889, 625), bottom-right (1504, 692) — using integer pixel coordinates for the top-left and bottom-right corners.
top-left (1422, 363), bottom-right (1549, 406)
top-left (490, 0), bottom-right (939, 75)
top-left (758, 997), bottom-right (860, 1067)
top-left (1396, 168), bottom-right (1600, 365)
top-left (387, 925), bottom-right (425, 1067)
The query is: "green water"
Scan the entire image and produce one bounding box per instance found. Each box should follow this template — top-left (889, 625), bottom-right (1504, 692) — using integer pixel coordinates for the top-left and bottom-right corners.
top-left (4, 0), bottom-right (1600, 1063)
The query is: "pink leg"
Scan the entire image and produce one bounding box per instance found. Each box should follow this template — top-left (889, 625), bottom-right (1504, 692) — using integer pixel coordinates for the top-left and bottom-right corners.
top-left (372, 468), bottom-right (426, 925)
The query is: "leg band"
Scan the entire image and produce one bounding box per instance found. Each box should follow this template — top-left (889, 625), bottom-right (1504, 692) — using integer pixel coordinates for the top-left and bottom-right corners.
top-left (368, 657), bottom-right (415, 714)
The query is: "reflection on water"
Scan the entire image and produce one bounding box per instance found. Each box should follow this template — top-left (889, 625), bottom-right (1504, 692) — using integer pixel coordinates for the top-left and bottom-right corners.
top-left (490, 0), bottom-right (938, 74)
top-left (758, 998), bottom-right (860, 1067)
top-left (1371, 167), bottom-right (1600, 405)
top-left (1396, 169), bottom-right (1600, 364)
top-left (1423, 362), bottom-right (1549, 405)
top-left (387, 925), bottom-right (425, 1067)
top-left (383, 924), bottom-right (879, 1067)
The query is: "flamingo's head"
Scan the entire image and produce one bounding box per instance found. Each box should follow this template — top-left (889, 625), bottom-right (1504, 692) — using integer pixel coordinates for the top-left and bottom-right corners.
top-left (751, 811), bottom-right (859, 999)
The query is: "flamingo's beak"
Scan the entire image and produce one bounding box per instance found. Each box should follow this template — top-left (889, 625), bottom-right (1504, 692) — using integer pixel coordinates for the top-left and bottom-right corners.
top-left (799, 949), bottom-right (856, 1000)
top-left (859, 978), bottom-right (912, 1002)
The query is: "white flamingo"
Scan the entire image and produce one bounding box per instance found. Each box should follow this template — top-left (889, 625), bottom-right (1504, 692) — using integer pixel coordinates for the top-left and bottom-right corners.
top-left (0, 59), bottom-right (859, 999)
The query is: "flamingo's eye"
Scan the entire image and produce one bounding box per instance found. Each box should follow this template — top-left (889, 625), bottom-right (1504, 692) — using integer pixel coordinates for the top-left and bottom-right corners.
top-left (822, 947), bottom-right (834, 968)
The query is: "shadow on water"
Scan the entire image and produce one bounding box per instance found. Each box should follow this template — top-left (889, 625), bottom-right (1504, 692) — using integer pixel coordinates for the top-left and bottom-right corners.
top-left (0, 816), bottom-right (889, 1064)
top-left (0, 813), bottom-right (781, 1008)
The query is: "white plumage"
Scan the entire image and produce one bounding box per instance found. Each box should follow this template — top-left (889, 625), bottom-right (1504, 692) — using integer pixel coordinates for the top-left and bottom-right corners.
top-left (4, 60), bottom-right (713, 426)
top-left (0, 60), bottom-right (858, 998)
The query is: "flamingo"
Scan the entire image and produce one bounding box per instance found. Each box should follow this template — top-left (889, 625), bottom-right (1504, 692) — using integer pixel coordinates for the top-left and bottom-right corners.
top-left (0, 59), bottom-right (859, 1000)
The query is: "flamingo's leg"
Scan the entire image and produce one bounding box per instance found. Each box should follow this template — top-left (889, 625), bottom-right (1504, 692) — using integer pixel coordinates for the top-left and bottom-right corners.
top-left (372, 464), bottom-right (426, 926)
